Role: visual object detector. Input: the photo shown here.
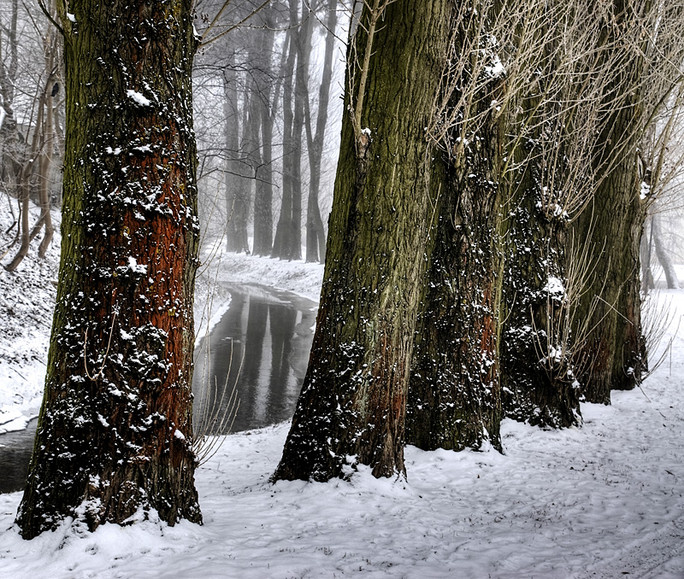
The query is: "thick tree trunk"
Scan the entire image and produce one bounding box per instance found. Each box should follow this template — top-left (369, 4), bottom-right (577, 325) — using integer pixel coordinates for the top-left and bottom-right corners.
top-left (273, 0), bottom-right (453, 482)
top-left (499, 176), bottom-right (581, 427)
top-left (406, 15), bottom-right (505, 450)
top-left (573, 167), bottom-right (645, 402)
top-left (17, 0), bottom-right (202, 538)
top-left (571, 0), bottom-right (648, 403)
top-left (498, 5), bottom-right (583, 429)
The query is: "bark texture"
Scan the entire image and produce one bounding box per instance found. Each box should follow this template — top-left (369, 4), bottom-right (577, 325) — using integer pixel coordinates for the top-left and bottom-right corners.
top-left (498, 15), bottom-right (583, 429)
top-left (406, 15), bottom-right (505, 450)
top-left (572, 0), bottom-right (648, 403)
top-left (17, 0), bottom-right (202, 538)
top-left (273, 0), bottom-right (452, 481)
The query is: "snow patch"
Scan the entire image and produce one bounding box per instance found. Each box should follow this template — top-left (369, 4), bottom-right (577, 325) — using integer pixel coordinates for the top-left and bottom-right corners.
top-left (126, 89), bottom-right (151, 107)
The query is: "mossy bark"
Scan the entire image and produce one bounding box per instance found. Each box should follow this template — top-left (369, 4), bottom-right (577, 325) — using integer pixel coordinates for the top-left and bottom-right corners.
top-left (498, 10), bottom-right (582, 428)
top-left (273, 0), bottom-right (453, 481)
top-left (571, 0), bottom-right (648, 404)
top-left (499, 167), bottom-right (581, 427)
top-left (17, 0), bottom-right (202, 538)
top-left (406, 17), bottom-right (505, 451)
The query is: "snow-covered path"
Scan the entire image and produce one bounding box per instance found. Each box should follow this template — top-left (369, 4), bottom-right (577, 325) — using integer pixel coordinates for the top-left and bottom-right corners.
top-left (1, 292), bottom-right (683, 578)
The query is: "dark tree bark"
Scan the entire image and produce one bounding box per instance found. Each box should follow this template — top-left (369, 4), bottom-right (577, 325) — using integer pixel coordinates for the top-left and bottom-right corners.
top-left (497, 3), bottom-right (584, 429)
top-left (17, 0), bottom-right (202, 538)
top-left (273, 0), bottom-right (453, 482)
top-left (572, 0), bottom-right (649, 403)
top-left (406, 10), bottom-right (505, 451)
top-left (499, 158), bottom-right (581, 428)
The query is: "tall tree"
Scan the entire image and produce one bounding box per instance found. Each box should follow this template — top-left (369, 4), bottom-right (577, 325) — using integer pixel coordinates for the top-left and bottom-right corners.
top-left (17, 0), bottom-right (202, 538)
top-left (252, 8), bottom-right (278, 256)
top-left (304, 0), bottom-right (338, 263)
top-left (571, 0), bottom-right (657, 403)
top-left (406, 1), bottom-right (505, 451)
top-left (273, 0), bottom-right (454, 481)
top-left (272, 0), bottom-right (307, 260)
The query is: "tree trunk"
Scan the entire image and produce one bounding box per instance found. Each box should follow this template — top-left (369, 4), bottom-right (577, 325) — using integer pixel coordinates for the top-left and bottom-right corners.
top-left (273, 0), bottom-right (453, 482)
top-left (498, 2), bottom-right (584, 429)
top-left (572, 0), bottom-right (648, 403)
top-left (640, 218), bottom-right (655, 293)
top-left (304, 0), bottom-right (337, 263)
top-left (224, 47), bottom-right (250, 254)
top-left (499, 168), bottom-right (581, 427)
top-left (17, 0), bottom-right (202, 538)
top-left (406, 10), bottom-right (505, 451)
top-left (652, 213), bottom-right (679, 289)
top-left (272, 22), bottom-right (298, 259)
top-left (252, 12), bottom-right (277, 256)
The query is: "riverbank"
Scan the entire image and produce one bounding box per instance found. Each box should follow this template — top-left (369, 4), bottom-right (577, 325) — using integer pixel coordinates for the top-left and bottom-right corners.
top-left (0, 199), bottom-right (323, 434)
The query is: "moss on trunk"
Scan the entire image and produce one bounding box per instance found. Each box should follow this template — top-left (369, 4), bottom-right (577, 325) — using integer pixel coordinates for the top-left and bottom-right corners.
top-left (273, 0), bottom-right (453, 481)
top-left (17, 0), bottom-right (202, 538)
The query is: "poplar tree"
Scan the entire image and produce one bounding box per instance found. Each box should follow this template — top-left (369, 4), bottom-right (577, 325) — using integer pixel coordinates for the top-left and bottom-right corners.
top-left (273, 0), bottom-right (454, 481)
top-left (17, 0), bottom-right (202, 538)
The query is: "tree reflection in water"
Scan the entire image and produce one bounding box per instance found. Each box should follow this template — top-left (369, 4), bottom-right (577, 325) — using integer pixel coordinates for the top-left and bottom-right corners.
top-left (193, 285), bottom-right (316, 435)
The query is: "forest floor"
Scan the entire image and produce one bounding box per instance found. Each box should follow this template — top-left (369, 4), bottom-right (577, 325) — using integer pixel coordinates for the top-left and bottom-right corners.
top-left (0, 201), bottom-right (683, 578)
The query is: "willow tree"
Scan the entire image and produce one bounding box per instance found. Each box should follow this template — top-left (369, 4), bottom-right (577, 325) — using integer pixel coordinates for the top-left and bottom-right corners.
top-left (17, 0), bottom-right (202, 538)
top-left (493, 0), bottom-right (629, 427)
top-left (273, 0), bottom-right (454, 481)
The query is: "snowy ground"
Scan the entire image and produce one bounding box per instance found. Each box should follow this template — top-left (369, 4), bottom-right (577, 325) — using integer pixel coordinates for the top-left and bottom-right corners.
top-left (1, 202), bottom-right (683, 577)
top-left (0, 200), bottom-right (60, 433)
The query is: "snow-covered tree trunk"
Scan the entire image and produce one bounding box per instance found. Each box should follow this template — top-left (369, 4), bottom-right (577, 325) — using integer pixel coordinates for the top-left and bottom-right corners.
top-left (406, 8), bottom-right (505, 451)
top-left (17, 0), bottom-right (202, 538)
top-left (496, 1), bottom-right (588, 429)
top-left (273, 0), bottom-right (453, 481)
top-left (571, 0), bottom-right (649, 403)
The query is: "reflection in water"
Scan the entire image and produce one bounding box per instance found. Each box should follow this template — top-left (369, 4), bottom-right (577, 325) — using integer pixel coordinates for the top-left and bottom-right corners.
top-left (193, 285), bottom-right (315, 435)
top-left (0, 419), bottom-right (36, 494)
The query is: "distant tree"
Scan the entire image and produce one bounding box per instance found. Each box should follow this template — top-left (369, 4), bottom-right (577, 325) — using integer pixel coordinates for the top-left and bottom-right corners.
top-left (273, 0), bottom-right (454, 481)
top-left (304, 0), bottom-right (338, 263)
top-left (273, 0), bottom-right (307, 260)
top-left (17, 0), bottom-right (202, 538)
top-left (3, 0), bottom-right (61, 271)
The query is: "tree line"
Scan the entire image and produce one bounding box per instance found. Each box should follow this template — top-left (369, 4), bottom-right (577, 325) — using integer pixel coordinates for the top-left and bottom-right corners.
top-left (4, 0), bottom-right (684, 539)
